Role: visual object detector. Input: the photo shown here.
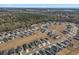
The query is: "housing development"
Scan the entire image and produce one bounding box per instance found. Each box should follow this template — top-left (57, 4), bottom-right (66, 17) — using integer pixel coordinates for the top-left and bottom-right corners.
top-left (0, 8), bottom-right (79, 55)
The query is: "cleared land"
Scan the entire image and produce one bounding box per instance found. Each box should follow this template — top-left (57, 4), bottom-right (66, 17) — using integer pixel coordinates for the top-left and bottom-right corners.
top-left (0, 22), bottom-right (78, 55)
top-left (0, 24), bottom-right (65, 52)
top-left (0, 31), bottom-right (47, 51)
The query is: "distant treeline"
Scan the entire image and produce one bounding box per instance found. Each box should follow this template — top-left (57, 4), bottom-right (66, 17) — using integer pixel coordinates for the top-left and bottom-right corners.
top-left (0, 11), bottom-right (79, 32)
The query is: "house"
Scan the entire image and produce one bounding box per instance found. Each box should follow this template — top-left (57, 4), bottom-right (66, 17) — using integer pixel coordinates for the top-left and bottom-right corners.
top-left (15, 46), bottom-right (23, 55)
top-left (50, 45), bottom-right (61, 54)
top-left (22, 43), bottom-right (28, 51)
top-left (7, 48), bottom-right (15, 55)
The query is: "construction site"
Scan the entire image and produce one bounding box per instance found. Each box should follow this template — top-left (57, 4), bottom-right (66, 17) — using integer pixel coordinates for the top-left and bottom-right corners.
top-left (0, 21), bottom-right (79, 55)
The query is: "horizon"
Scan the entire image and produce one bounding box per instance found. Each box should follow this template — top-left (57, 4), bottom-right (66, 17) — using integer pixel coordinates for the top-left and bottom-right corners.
top-left (0, 4), bottom-right (79, 8)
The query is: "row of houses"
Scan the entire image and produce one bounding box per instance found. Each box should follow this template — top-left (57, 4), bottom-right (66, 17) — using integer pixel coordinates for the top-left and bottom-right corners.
top-left (0, 21), bottom-right (78, 55)
top-left (0, 36), bottom-right (72, 55)
top-left (0, 38), bottom-right (50, 55)
top-left (0, 26), bottom-right (39, 44)
top-left (73, 29), bottom-right (79, 40)
top-left (0, 28), bottom-right (74, 55)
top-left (0, 21), bottom-right (52, 44)
top-left (63, 22), bottom-right (78, 38)
top-left (32, 40), bottom-right (72, 55)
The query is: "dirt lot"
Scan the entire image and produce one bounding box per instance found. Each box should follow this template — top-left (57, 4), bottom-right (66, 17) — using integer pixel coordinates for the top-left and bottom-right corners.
top-left (0, 23), bottom-right (66, 52)
top-left (57, 47), bottom-right (79, 55)
top-left (0, 22), bottom-right (78, 55)
top-left (0, 31), bottom-right (47, 51)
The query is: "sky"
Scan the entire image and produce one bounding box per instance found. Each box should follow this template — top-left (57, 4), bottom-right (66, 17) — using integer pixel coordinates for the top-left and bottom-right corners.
top-left (0, 4), bottom-right (79, 8)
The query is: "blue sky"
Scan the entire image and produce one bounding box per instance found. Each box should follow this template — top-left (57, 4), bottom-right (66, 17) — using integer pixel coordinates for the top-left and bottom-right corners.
top-left (0, 4), bottom-right (79, 8)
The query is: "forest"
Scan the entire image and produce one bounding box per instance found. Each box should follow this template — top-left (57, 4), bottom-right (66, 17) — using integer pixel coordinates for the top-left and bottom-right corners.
top-left (0, 8), bottom-right (79, 32)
